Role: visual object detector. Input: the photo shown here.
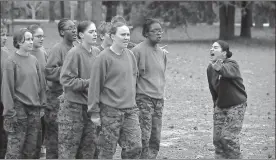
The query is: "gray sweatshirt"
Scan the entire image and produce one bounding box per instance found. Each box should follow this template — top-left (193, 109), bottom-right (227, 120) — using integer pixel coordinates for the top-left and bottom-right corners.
top-left (87, 48), bottom-right (138, 114)
top-left (45, 41), bottom-right (73, 92)
top-left (131, 40), bottom-right (167, 99)
top-left (60, 44), bottom-right (100, 105)
top-left (1, 52), bottom-right (46, 117)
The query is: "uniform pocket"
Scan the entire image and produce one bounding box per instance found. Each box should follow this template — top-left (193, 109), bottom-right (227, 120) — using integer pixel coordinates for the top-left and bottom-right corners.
top-left (103, 107), bottom-right (121, 118)
top-left (4, 101), bottom-right (28, 132)
top-left (44, 108), bottom-right (57, 123)
top-left (14, 100), bottom-right (28, 119)
top-left (67, 101), bottom-right (83, 114)
top-left (3, 116), bottom-right (16, 133)
top-left (60, 100), bottom-right (83, 122)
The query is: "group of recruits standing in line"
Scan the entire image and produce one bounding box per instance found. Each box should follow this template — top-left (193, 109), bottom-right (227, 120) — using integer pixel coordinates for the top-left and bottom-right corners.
top-left (0, 15), bottom-right (248, 159)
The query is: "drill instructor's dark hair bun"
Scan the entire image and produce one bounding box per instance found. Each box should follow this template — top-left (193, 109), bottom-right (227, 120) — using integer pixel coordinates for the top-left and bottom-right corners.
top-left (216, 40), bottom-right (233, 58)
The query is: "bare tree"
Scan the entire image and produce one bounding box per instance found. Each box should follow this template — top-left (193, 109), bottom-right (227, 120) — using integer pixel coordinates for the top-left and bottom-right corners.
top-left (10, 1), bottom-right (15, 34)
top-left (219, 1), bottom-right (236, 40)
top-left (70, 1), bottom-right (76, 20)
top-left (205, 1), bottom-right (216, 25)
top-left (25, 1), bottom-right (43, 19)
top-left (49, 1), bottom-right (56, 22)
top-left (0, 1), bottom-right (10, 24)
top-left (254, 3), bottom-right (264, 28)
top-left (77, 1), bottom-right (85, 21)
top-left (60, 1), bottom-right (65, 18)
top-left (102, 1), bottom-right (118, 22)
top-left (269, 2), bottom-right (275, 28)
top-left (240, 1), bottom-right (253, 38)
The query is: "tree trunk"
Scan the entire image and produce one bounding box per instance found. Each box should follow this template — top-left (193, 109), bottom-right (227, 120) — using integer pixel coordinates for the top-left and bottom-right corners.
top-left (116, 2), bottom-right (124, 16)
top-left (31, 7), bottom-right (36, 19)
top-left (227, 2), bottom-right (235, 39)
top-left (77, 1), bottom-right (85, 21)
top-left (269, 12), bottom-right (275, 28)
top-left (104, 2), bottom-right (117, 22)
top-left (219, 2), bottom-right (235, 40)
top-left (105, 2), bottom-right (112, 22)
top-left (219, 2), bottom-right (227, 39)
top-left (269, 2), bottom-right (275, 28)
top-left (240, 1), bottom-right (252, 38)
top-left (254, 15), bottom-right (263, 28)
top-left (197, 2), bottom-right (205, 23)
top-left (91, 0), bottom-right (102, 27)
top-left (10, 1), bottom-right (15, 35)
top-left (0, 1), bottom-right (10, 21)
top-left (49, 1), bottom-right (56, 22)
top-left (206, 1), bottom-right (215, 25)
top-left (60, 1), bottom-right (65, 18)
top-left (253, 4), bottom-right (263, 28)
top-left (70, 1), bottom-right (75, 20)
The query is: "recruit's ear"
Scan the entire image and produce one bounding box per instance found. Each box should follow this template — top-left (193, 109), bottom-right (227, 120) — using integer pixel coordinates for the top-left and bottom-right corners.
top-left (79, 32), bottom-right (84, 39)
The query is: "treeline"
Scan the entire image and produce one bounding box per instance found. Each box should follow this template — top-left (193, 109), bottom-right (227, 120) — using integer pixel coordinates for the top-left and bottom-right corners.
top-left (0, 1), bottom-right (275, 40)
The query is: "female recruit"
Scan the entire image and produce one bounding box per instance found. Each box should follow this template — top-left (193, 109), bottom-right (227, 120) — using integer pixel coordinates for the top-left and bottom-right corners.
top-left (1, 28), bottom-right (46, 159)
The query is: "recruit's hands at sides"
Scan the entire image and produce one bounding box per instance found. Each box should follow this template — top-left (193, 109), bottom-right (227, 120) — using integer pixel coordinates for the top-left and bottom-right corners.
top-left (3, 110), bottom-right (17, 133)
top-left (40, 108), bottom-right (45, 118)
top-left (90, 112), bottom-right (101, 126)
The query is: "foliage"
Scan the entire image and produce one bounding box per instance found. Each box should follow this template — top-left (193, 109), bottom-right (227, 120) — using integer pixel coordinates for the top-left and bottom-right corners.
top-left (25, 1), bottom-right (43, 19)
top-left (0, 1), bottom-right (11, 21)
top-left (25, 1), bottom-right (42, 11)
top-left (124, 1), bottom-right (217, 28)
top-left (253, 1), bottom-right (275, 22)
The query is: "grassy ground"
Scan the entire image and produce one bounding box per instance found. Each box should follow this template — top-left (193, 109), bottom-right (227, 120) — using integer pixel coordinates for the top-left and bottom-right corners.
top-left (5, 23), bottom-right (275, 159)
top-left (156, 41), bottom-right (275, 159)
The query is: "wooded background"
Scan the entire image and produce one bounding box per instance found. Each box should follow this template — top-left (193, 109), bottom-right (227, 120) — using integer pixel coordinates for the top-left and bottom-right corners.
top-left (0, 1), bottom-right (275, 40)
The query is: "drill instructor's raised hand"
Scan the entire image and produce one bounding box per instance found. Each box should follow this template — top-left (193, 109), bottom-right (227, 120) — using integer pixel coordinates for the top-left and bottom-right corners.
top-left (212, 59), bottom-right (223, 71)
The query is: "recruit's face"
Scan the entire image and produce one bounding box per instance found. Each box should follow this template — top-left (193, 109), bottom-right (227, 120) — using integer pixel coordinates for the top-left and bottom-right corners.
top-left (111, 25), bottom-right (130, 49)
top-left (147, 22), bottom-right (163, 44)
top-left (81, 23), bottom-right (97, 45)
top-left (62, 20), bottom-right (77, 42)
top-left (19, 32), bottom-right (33, 51)
top-left (33, 28), bottom-right (44, 48)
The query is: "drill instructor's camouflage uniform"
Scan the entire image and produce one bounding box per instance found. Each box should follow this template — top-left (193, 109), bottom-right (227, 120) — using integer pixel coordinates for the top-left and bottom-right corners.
top-left (98, 104), bottom-right (142, 159)
top-left (136, 94), bottom-right (164, 159)
top-left (213, 102), bottom-right (247, 159)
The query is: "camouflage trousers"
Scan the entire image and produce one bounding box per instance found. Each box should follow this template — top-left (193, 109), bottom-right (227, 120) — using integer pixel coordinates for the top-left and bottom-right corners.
top-left (99, 104), bottom-right (142, 159)
top-left (136, 94), bottom-right (164, 159)
top-left (3, 100), bottom-right (42, 159)
top-left (43, 90), bottom-right (61, 159)
top-left (213, 102), bottom-right (247, 159)
top-left (58, 100), bottom-right (98, 159)
top-left (98, 104), bottom-right (142, 159)
top-left (0, 103), bottom-right (7, 159)
top-left (34, 116), bottom-right (46, 159)
top-left (93, 126), bottom-right (101, 159)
